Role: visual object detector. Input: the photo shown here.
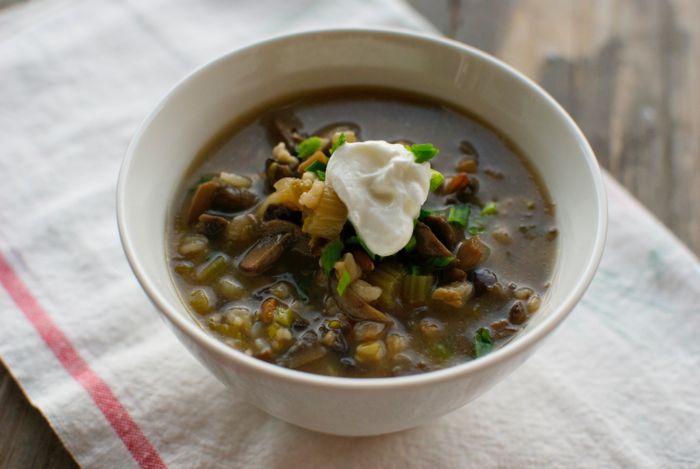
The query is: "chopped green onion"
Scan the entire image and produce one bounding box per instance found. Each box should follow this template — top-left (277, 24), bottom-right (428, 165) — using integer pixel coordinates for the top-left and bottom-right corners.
top-left (429, 169), bottom-right (444, 191)
top-left (304, 160), bottom-right (326, 173)
top-left (330, 132), bottom-right (346, 154)
top-left (404, 235), bottom-right (417, 253)
top-left (320, 238), bottom-right (343, 275)
top-left (429, 256), bottom-right (454, 268)
top-left (347, 235), bottom-right (375, 259)
top-left (419, 207), bottom-right (441, 219)
top-left (409, 264), bottom-right (420, 275)
top-left (337, 270), bottom-right (352, 296)
top-left (481, 201), bottom-right (498, 216)
top-left (315, 170), bottom-right (326, 181)
top-left (295, 136), bottom-right (323, 159)
top-left (475, 328), bottom-right (493, 357)
top-left (467, 213), bottom-right (486, 235)
top-left (447, 205), bottom-right (470, 226)
top-left (409, 143), bottom-right (440, 163)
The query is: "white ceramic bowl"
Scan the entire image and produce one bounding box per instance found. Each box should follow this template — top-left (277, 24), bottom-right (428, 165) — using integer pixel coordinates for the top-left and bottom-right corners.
top-left (117, 28), bottom-right (606, 436)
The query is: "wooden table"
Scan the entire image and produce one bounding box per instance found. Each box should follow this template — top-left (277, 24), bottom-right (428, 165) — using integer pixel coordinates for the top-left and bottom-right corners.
top-left (2, 1), bottom-right (698, 467)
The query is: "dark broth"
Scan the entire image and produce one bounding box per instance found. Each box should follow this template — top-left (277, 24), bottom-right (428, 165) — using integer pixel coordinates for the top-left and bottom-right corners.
top-left (168, 87), bottom-right (557, 378)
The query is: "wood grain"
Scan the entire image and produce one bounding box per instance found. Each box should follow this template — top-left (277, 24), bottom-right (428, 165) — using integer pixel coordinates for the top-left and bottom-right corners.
top-left (1, 1), bottom-right (699, 467)
top-left (409, 0), bottom-right (700, 256)
top-left (0, 362), bottom-right (78, 468)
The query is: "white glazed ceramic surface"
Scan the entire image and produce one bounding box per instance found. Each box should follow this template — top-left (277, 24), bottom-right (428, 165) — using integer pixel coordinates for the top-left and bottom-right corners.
top-left (117, 29), bottom-right (607, 436)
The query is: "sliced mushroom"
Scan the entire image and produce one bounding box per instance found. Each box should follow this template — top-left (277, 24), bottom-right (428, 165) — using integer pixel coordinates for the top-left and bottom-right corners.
top-left (212, 186), bottom-right (257, 213)
top-left (237, 220), bottom-right (311, 275)
top-left (264, 159), bottom-right (296, 191)
top-left (187, 180), bottom-right (219, 224)
top-left (333, 280), bottom-right (393, 324)
top-left (423, 215), bottom-right (459, 250)
top-left (414, 221), bottom-right (453, 258)
top-left (259, 219), bottom-right (310, 256)
top-left (262, 218), bottom-right (302, 234)
top-left (262, 203), bottom-right (302, 224)
top-left (271, 114), bottom-right (306, 150)
top-left (279, 331), bottom-right (327, 369)
top-left (195, 213), bottom-right (229, 237)
top-left (238, 232), bottom-right (293, 275)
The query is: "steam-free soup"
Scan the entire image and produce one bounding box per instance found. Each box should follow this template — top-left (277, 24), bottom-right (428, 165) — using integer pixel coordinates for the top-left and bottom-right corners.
top-left (168, 88), bottom-right (557, 378)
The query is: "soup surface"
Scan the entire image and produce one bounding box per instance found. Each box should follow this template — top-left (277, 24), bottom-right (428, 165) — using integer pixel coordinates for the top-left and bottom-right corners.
top-left (168, 88), bottom-right (557, 378)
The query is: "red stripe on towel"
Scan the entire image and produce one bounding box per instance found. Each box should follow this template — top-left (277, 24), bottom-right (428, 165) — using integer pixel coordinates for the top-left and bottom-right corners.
top-left (0, 254), bottom-right (167, 469)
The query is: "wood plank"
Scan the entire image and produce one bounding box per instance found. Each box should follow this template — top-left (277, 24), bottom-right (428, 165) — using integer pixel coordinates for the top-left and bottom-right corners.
top-left (405, 0), bottom-right (456, 35)
top-left (0, 363), bottom-right (78, 469)
top-left (0, 0), bottom-right (24, 9)
top-left (411, 0), bottom-right (700, 256)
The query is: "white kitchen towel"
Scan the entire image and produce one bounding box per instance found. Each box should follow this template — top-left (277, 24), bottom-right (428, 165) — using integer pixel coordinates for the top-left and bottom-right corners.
top-left (0, 1), bottom-right (698, 468)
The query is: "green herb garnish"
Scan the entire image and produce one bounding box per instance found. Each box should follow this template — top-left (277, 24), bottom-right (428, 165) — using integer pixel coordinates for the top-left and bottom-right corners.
top-left (474, 328), bottom-right (493, 357)
top-left (320, 238), bottom-right (343, 275)
top-left (187, 174), bottom-right (214, 193)
top-left (429, 169), bottom-right (444, 191)
top-left (447, 205), bottom-right (470, 227)
top-left (346, 235), bottom-right (375, 259)
top-left (336, 270), bottom-right (352, 296)
top-left (467, 213), bottom-right (486, 235)
top-left (481, 201), bottom-right (498, 216)
top-left (295, 136), bottom-right (323, 159)
top-left (409, 265), bottom-right (420, 275)
top-left (315, 170), bottom-right (326, 181)
top-left (429, 256), bottom-right (454, 267)
top-left (419, 207), bottom-right (441, 219)
top-left (304, 160), bottom-right (326, 173)
top-left (404, 235), bottom-right (417, 253)
top-left (330, 132), bottom-right (346, 154)
top-left (409, 143), bottom-right (440, 163)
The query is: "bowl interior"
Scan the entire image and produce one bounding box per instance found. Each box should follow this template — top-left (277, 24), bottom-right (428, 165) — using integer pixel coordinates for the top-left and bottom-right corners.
top-left (119, 29), bottom-right (605, 381)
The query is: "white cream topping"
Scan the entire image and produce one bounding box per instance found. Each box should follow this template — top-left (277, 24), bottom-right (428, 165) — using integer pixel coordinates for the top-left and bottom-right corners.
top-left (326, 141), bottom-right (431, 256)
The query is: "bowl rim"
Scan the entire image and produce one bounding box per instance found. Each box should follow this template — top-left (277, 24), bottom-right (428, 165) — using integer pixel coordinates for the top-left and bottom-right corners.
top-left (117, 27), bottom-right (608, 390)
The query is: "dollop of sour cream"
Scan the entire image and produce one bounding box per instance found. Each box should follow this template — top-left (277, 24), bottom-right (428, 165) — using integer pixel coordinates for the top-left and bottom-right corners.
top-left (326, 140), bottom-right (431, 256)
